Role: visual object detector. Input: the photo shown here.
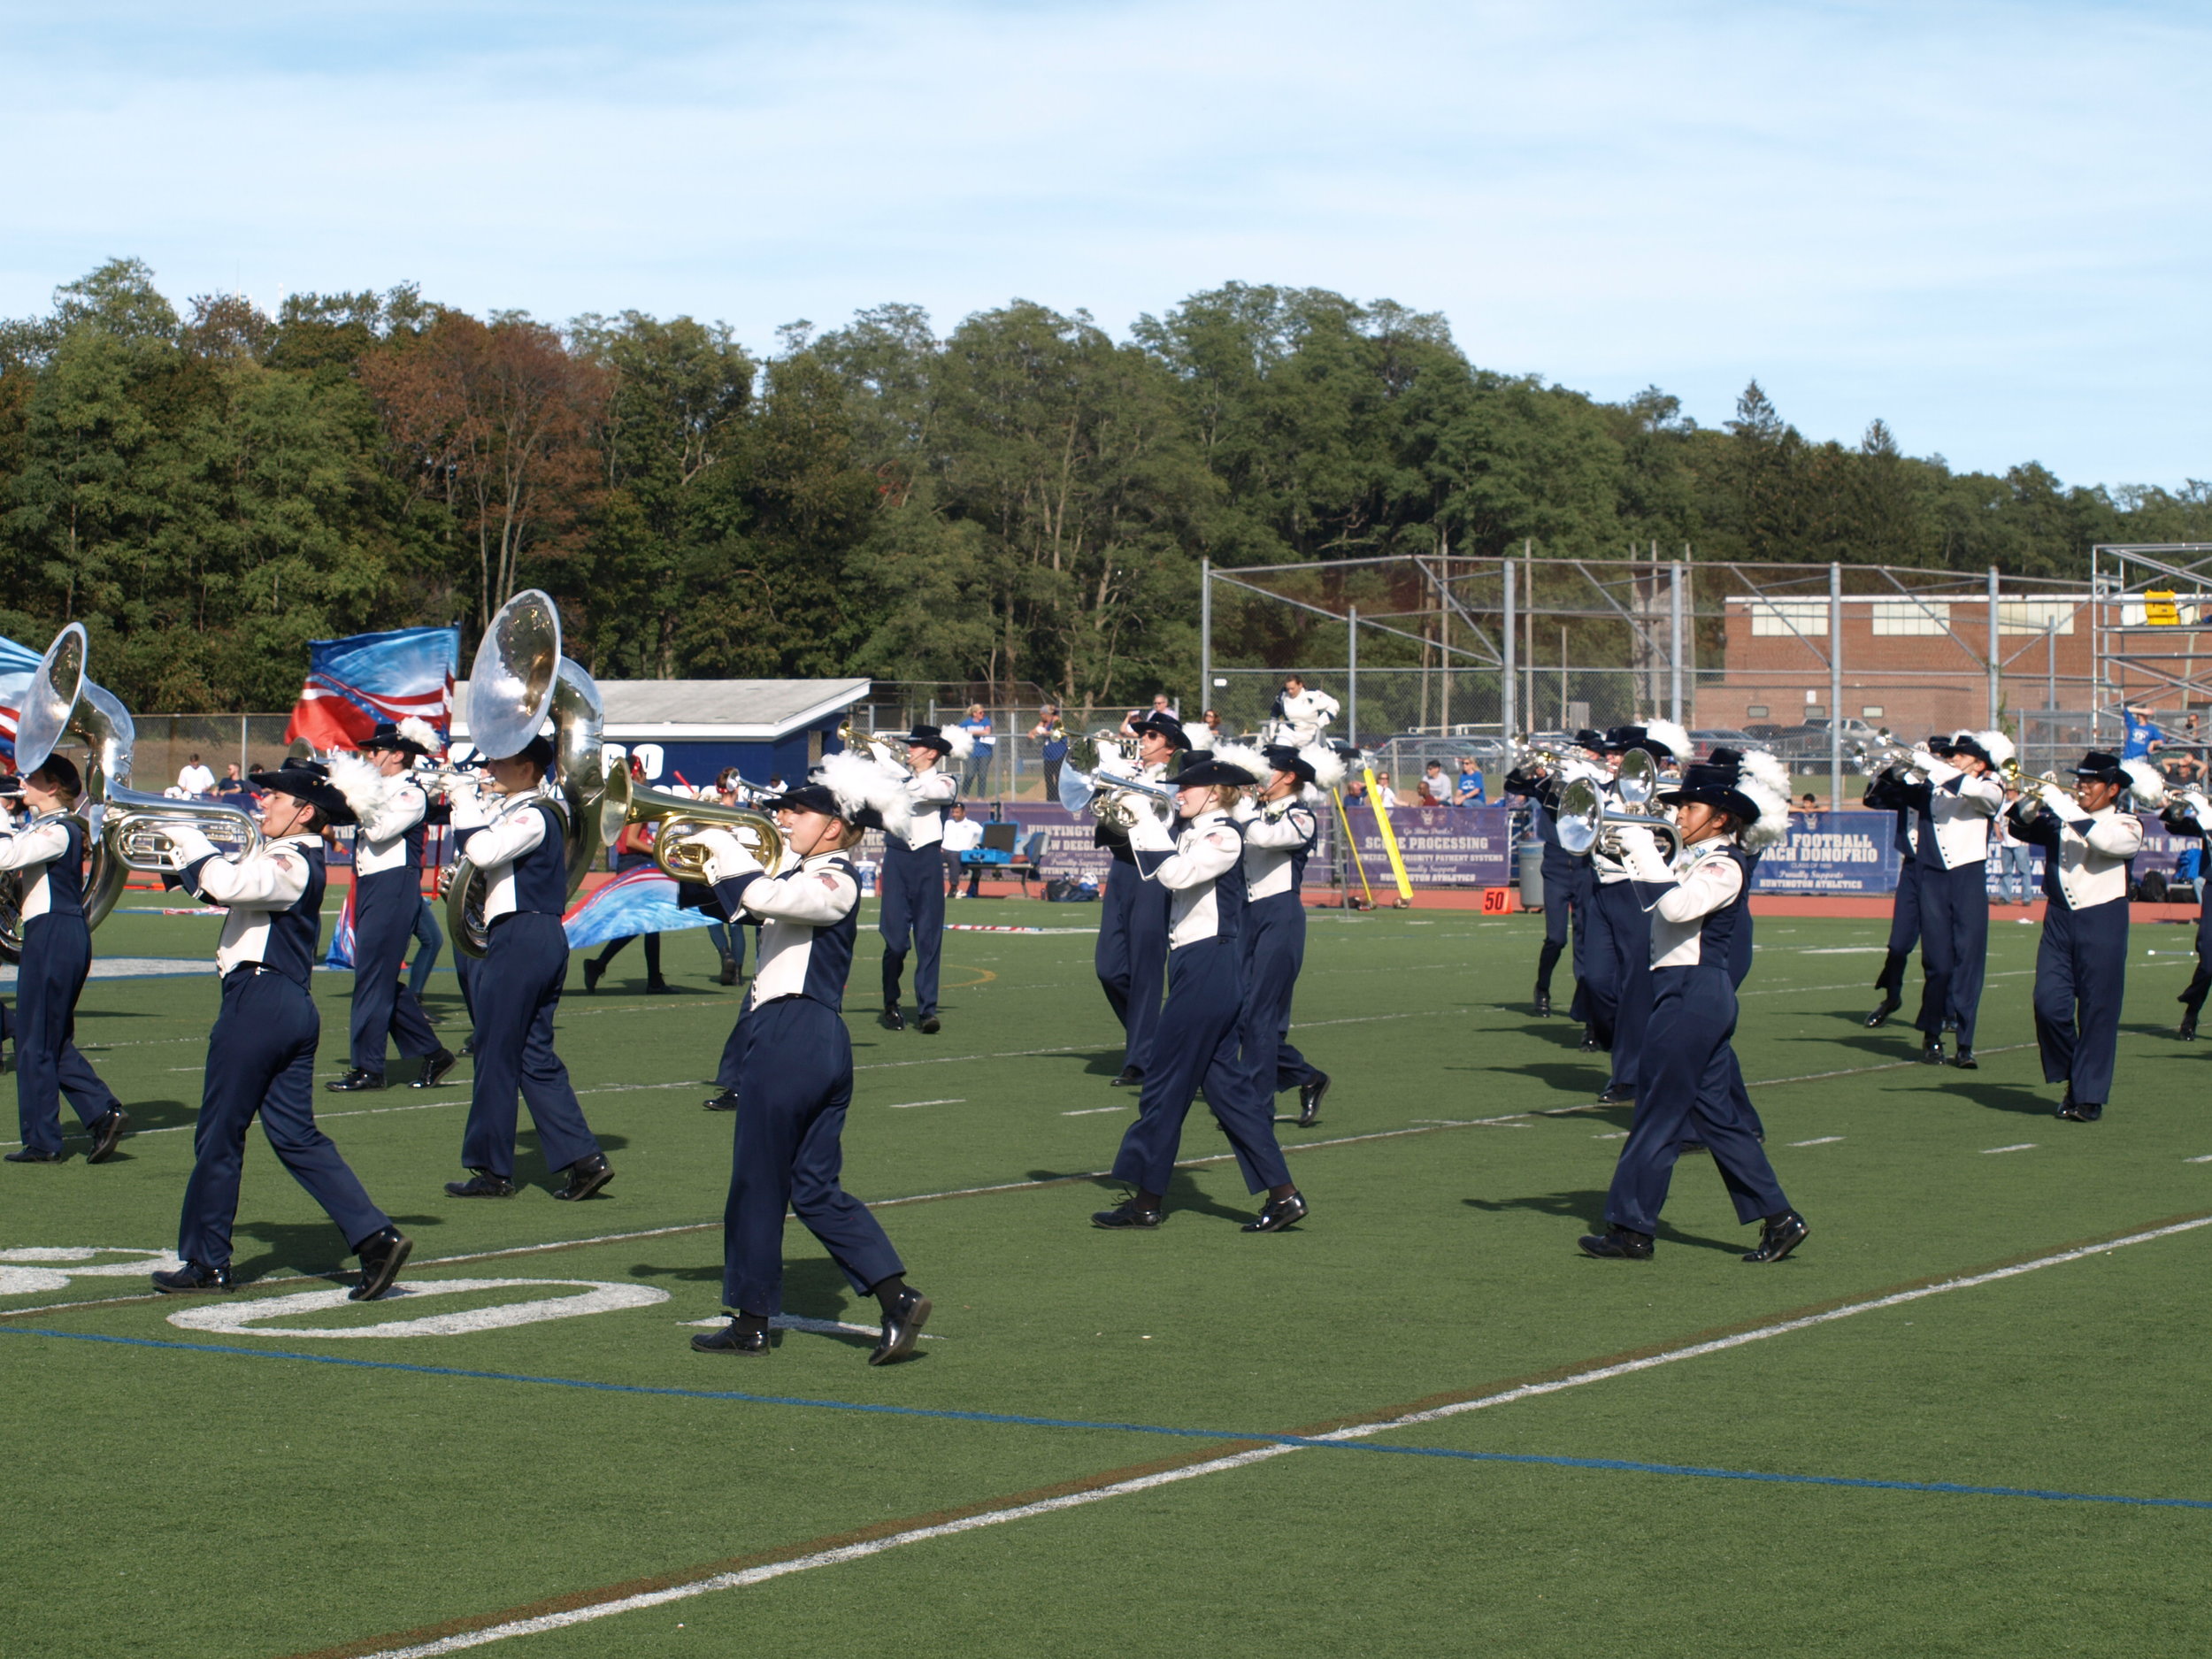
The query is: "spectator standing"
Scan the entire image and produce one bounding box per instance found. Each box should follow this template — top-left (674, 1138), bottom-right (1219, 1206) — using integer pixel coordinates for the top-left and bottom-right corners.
top-left (1454, 757), bottom-right (1485, 805)
top-left (957, 704), bottom-right (995, 797)
top-left (941, 802), bottom-right (985, 898)
top-left (1995, 791), bottom-right (2036, 904)
top-left (1030, 705), bottom-right (1070, 803)
top-left (177, 753), bottom-right (215, 795)
top-left (1187, 710), bottom-right (1223, 753)
top-left (1419, 762), bottom-right (1453, 806)
top-left (2123, 704), bottom-right (2165, 760)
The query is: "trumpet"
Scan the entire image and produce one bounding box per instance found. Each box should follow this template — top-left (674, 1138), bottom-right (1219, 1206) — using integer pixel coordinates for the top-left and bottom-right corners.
top-left (411, 759), bottom-right (485, 794)
top-left (1854, 739), bottom-right (1932, 778)
top-left (2001, 759), bottom-right (2082, 811)
top-left (598, 765), bottom-right (785, 883)
top-left (835, 717), bottom-right (909, 772)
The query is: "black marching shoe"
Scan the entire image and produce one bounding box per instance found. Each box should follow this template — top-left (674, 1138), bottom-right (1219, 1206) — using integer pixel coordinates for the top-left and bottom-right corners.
top-left (1533, 987), bottom-right (1552, 1018)
top-left (703, 1089), bottom-right (740, 1112)
top-left (445, 1170), bottom-right (517, 1198)
top-left (918, 1014), bottom-right (941, 1035)
top-left (692, 1316), bottom-right (771, 1356)
top-left (881, 1003), bottom-right (905, 1031)
top-left (1596, 1082), bottom-right (1634, 1106)
top-left (718, 956), bottom-right (739, 987)
top-left (411, 1048), bottom-right (459, 1089)
top-left (1742, 1210), bottom-right (1809, 1263)
top-left (2057, 1093), bottom-right (2102, 1122)
top-left (325, 1069), bottom-right (387, 1093)
top-left (1951, 1046), bottom-right (1978, 1071)
top-left (350, 1227), bottom-right (412, 1301)
top-left (1296, 1071), bottom-right (1330, 1127)
top-left (4, 1146), bottom-right (65, 1164)
top-left (1864, 993), bottom-right (1901, 1029)
top-left (1241, 1191), bottom-right (1309, 1233)
top-left (86, 1107), bottom-right (130, 1164)
top-left (1578, 1028), bottom-right (1601, 1052)
top-left (1092, 1196), bottom-right (1164, 1229)
top-left (1578, 1226), bottom-right (1654, 1261)
top-left (582, 959), bottom-right (605, 995)
top-left (646, 979), bottom-right (674, 995)
top-left (1110, 1066), bottom-right (1143, 1087)
top-left (1919, 1038), bottom-right (1946, 1065)
top-left (152, 1259), bottom-right (234, 1294)
top-left (2180, 1012), bottom-right (2200, 1042)
top-left (870, 1285), bottom-right (933, 1365)
top-left (459, 1035), bottom-right (477, 1057)
top-left (556, 1153), bottom-right (614, 1202)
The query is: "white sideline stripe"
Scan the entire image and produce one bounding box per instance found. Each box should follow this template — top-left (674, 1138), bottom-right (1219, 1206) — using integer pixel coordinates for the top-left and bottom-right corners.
top-left (2187, 1156), bottom-right (2212, 1164)
top-left (345, 1214), bottom-right (2212, 1658)
top-left (1983, 1144), bottom-right (2039, 1155)
top-left (887, 1099), bottom-right (963, 1110)
top-left (1791, 1136), bottom-right (1846, 1147)
top-left (1061, 1106), bottom-right (1127, 1116)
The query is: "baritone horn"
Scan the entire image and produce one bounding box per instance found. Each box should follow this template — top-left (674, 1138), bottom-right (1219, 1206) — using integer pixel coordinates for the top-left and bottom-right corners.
top-left (1056, 733), bottom-right (1177, 826)
top-left (1553, 777), bottom-right (1684, 864)
top-left (598, 765), bottom-right (784, 883)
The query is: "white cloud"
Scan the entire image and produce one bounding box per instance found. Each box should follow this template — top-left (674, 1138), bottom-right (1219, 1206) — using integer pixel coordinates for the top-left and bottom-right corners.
top-left (3, 0), bottom-right (2207, 483)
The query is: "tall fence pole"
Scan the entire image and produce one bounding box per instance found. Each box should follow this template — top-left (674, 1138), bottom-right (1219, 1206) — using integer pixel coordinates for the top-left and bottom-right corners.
top-left (1829, 562), bottom-right (1844, 808)
top-left (1668, 559), bottom-right (1684, 726)
top-left (1502, 557), bottom-right (1517, 738)
top-left (1348, 605), bottom-right (1360, 747)
top-left (1202, 559), bottom-right (1220, 725)
top-left (1522, 541), bottom-right (1535, 726)
top-left (1986, 565), bottom-right (2001, 731)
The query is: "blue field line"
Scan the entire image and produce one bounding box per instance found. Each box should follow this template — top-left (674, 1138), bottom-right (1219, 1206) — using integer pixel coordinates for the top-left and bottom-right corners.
top-left (4, 1324), bottom-right (2205, 1513)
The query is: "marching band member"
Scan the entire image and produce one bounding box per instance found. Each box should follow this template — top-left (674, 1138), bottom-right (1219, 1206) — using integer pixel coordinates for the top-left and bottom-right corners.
top-left (584, 757), bottom-right (673, 995)
top-left (686, 756), bottom-right (931, 1363)
top-left (1093, 756), bottom-right (1306, 1233)
top-left (1230, 741), bottom-right (1342, 1127)
top-left (2160, 787), bottom-right (2212, 1039)
top-left (326, 721), bottom-right (457, 1092)
top-left (1578, 751), bottom-right (1808, 1263)
top-left (1898, 731), bottom-right (2009, 1068)
top-left (443, 735), bottom-right (612, 1201)
top-left (1861, 739), bottom-right (1937, 1027)
top-left (1094, 710), bottom-right (1188, 1087)
top-left (1507, 730), bottom-right (1605, 1021)
top-left (1586, 720), bottom-right (1689, 1104)
top-left (151, 760), bottom-right (411, 1298)
top-left (1265, 675), bottom-right (1340, 749)
top-left (2005, 752), bottom-right (2154, 1121)
top-left (877, 723), bottom-right (969, 1034)
top-left (0, 757), bottom-right (129, 1164)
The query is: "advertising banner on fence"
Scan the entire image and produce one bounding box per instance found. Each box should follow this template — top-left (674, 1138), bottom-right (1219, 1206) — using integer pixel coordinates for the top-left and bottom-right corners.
top-left (1748, 810), bottom-right (1903, 895)
top-left (1339, 805), bottom-right (1513, 888)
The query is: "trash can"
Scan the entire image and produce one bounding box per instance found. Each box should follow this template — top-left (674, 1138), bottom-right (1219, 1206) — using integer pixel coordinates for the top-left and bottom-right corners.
top-left (1517, 842), bottom-right (1546, 912)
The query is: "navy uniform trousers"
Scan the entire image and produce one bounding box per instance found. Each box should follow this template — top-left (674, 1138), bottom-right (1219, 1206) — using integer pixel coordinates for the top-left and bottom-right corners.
top-left (1876, 858), bottom-right (1924, 995)
top-left (1606, 963), bottom-right (1788, 1236)
top-left (1095, 863), bottom-right (1171, 1073)
top-left (878, 838), bottom-right (944, 1018)
top-left (14, 914), bottom-right (121, 1156)
top-left (1914, 859), bottom-right (1991, 1047)
top-left (181, 968), bottom-right (388, 1266)
top-left (1235, 891), bottom-right (1321, 1096)
top-left (1114, 935), bottom-right (1292, 1196)
top-left (2180, 886), bottom-right (2212, 1019)
top-left (1536, 850), bottom-right (1587, 1011)
top-left (349, 866), bottom-right (442, 1075)
top-left (461, 911), bottom-right (601, 1179)
top-left (2033, 898), bottom-right (2129, 1105)
top-left (1581, 878), bottom-right (1648, 1054)
top-left (722, 996), bottom-right (902, 1316)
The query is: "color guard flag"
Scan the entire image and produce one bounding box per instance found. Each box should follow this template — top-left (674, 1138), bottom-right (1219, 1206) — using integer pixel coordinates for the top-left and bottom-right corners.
top-left (324, 885), bottom-right (358, 970)
top-left (287, 626), bottom-right (459, 752)
top-left (0, 631), bottom-right (41, 763)
top-left (561, 864), bottom-right (719, 949)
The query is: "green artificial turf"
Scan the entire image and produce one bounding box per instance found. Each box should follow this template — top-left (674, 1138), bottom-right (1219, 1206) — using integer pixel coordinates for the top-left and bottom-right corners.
top-left (1, 901), bottom-right (2208, 1657)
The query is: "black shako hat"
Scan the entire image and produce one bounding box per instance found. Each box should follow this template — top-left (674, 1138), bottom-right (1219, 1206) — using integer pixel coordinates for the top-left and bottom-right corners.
top-left (1656, 759), bottom-right (1760, 827)
top-left (898, 725), bottom-right (955, 756)
top-left (1573, 729), bottom-right (1607, 750)
top-left (1261, 744), bottom-right (1315, 785)
top-left (1170, 757), bottom-right (1258, 789)
top-left (1599, 726), bottom-right (1635, 753)
top-left (2071, 750), bottom-right (2126, 784)
top-left (359, 721), bottom-right (433, 758)
top-left (1129, 710), bottom-right (1192, 750)
top-left (247, 758), bottom-right (357, 826)
top-left (759, 781), bottom-right (851, 820)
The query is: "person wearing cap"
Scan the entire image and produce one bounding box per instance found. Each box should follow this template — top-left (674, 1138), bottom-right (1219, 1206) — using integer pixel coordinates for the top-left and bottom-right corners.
top-left (1585, 720), bottom-right (1691, 1103)
top-left (1094, 710), bottom-right (1187, 1087)
top-left (1230, 741), bottom-right (1341, 1127)
top-left (1579, 754), bottom-right (1809, 1264)
top-left (1860, 737), bottom-right (1945, 1028)
top-left (0, 755), bottom-right (130, 1166)
top-left (1507, 732), bottom-right (1605, 1021)
top-left (877, 723), bottom-right (968, 1033)
top-left (327, 720), bottom-right (457, 1094)
top-left (683, 762), bottom-right (932, 1363)
top-left (150, 760), bottom-right (411, 1298)
top-left (1094, 756), bottom-right (1307, 1233)
top-left (443, 735), bottom-right (613, 1201)
top-left (1883, 730), bottom-right (2008, 1067)
top-left (2005, 752), bottom-right (2150, 1120)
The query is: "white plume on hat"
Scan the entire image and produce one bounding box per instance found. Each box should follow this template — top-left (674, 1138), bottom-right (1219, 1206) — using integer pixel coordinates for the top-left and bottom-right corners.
top-left (1302, 743), bottom-right (1349, 794)
top-left (939, 724), bottom-right (976, 761)
top-left (2121, 757), bottom-right (2166, 808)
top-left (324, 751), bottom-right (394, 824)
top-left (820, 749), bottom-right (914, 842)
top-left (397, 716), bottom-right (442, 755)
top-left (1737, 776), bottom-right (1793, 850)
top-left (1641, 718), bottom-right (1691, 762)
top-left (1738, 747), bottom-right (1793, 803)
top-left (1208, 741), bottom-right (1268, 787)
top-left (1955, 728), bottom-right (2017, 769)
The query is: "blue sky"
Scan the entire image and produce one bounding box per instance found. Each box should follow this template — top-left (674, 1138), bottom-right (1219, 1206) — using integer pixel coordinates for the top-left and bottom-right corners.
top-left (4, 1), bottom-right (2206, 487)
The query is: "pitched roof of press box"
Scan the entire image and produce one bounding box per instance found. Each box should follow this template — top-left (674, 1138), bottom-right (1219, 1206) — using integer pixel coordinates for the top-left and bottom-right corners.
top-left (457, 678), bottom-right (869, 741)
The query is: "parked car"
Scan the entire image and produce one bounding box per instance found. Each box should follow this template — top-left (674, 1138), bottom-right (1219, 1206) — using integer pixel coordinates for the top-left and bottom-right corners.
top-left (1688, 727), bottom-right (1758, 759)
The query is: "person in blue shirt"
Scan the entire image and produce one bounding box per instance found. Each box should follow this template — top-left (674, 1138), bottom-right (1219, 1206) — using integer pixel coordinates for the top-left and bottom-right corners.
top-left (2123, 705), bottom-right (2165, 761)
top-left (1455, 759), bottom-right (1485, 805)
top-left (957, 704), bottom-right (995, 795)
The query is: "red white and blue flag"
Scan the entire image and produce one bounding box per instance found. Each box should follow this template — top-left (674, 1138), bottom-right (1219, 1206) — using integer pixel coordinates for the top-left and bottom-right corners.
top-left (287, 626), bottom-right (459, 752)
top-left (0, 631), bottom-right (41, 764)
top-left (561, 865), bottom-right (719, 949)
top-left (324, 886), bottom-right (359, 970)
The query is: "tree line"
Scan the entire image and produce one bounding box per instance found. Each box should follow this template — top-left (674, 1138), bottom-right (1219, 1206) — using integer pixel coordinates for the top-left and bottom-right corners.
top-left (2, 258), bottom-right (2203, 715)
